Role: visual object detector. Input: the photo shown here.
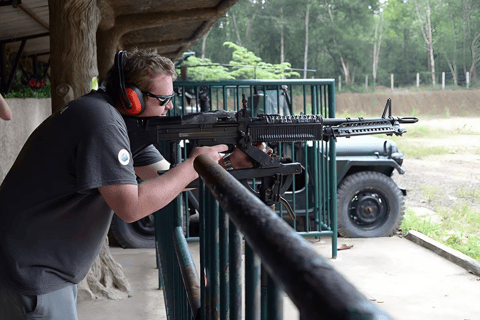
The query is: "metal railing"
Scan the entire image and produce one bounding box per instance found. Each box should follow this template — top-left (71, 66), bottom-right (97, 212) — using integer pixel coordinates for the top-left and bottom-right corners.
top-left (169, 79), bottom-right (338, 257)
top-left (154, 79), bottom-right (378, 319)
top-left (154, 154), bottom-right (391, 319)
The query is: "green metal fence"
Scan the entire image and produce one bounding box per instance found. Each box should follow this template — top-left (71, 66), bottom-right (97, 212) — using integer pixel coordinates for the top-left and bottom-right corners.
top-left (154, 79), bottom-right (348, 319)
top-left (169, 80), bottom-right (338, 253)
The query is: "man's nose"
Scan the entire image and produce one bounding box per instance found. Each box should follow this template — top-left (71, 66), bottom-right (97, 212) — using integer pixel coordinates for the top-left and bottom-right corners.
top-left (165, 101), bottom-right (173, 110)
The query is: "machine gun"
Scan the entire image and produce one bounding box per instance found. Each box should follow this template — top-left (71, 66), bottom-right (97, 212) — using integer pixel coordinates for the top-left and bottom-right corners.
top-left (123, 96), bottom-right (417, 218)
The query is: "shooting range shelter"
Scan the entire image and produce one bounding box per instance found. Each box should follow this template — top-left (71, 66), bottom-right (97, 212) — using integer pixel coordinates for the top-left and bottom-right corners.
top-left (0, 0), bottom-right (239, 112)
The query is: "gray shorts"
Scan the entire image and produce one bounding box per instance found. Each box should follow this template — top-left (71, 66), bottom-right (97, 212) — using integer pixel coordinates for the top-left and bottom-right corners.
top-left (0, 283), bottom-right (78, 320)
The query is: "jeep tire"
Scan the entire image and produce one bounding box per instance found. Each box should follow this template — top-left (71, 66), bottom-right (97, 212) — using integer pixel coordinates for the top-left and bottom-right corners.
top-left (337, 171), bottom-right (405, 238)
top-left (110, 214), bottom-right (156, 248)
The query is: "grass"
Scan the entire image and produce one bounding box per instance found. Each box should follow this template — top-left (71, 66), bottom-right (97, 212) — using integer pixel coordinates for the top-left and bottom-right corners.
top-left (401, 206), bottom-right (480, 261)
top-left (385, 124), bottom-right (480, 159)
top-left (396, 120), bottom-right (480, 262)
top-left (401, 185), bottom-right (480, 262)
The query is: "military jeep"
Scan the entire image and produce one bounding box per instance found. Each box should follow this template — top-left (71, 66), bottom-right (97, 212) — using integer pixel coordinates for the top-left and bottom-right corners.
top-left (109, 84), bottom-right (407, 247)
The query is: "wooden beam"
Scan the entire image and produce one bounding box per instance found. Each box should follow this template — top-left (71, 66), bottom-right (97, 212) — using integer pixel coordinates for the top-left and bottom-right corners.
top-left (18, 3), bottom-right (49, 31)
top-left (124, 38), bottom-right (188, 50)
top-left (115, 8), bottom-right (219, 37)
top-left (0, 32), bottom-right (49, 44)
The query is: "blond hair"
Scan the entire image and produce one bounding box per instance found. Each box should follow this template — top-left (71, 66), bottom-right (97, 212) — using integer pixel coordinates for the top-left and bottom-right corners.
top-left (124, 48), bottom-right (177, 91)
top-left (106, 48), bottom-right (177, 94)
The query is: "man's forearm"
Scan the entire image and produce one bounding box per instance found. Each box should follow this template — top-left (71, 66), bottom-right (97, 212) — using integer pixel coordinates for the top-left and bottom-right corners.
top-left (134, 158), bottom-right (198, 221)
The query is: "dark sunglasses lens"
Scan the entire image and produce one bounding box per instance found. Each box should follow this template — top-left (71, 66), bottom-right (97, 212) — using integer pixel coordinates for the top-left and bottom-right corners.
top-left (159, 96), bottom-right (172, 106)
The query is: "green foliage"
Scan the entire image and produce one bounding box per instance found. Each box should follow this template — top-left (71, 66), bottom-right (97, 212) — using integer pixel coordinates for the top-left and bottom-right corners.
top-left (178, 56), bottom-right (234, 81)
top-left (224, 42), bottom-right (300, 79)
top-left (2, 52), bottom-right (51, 98)
top-left (4, 84), bottom-right (51, 99)
top-left (190, 0), bottom-right (480, 89)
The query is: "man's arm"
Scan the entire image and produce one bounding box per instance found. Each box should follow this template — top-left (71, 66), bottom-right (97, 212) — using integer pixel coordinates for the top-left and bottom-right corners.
top-left (98, 145), bottom-right (227, 223)
top-left (134, 159), bottom-right (170, 180)
top-left (0, 94), bottom-right (12, 121)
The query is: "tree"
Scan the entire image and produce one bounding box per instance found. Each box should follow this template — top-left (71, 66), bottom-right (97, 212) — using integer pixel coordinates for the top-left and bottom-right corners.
top-left (179, 56), bottom-right (234, 81)
top-left (316, 0), bottom-right (377, 85)
top-left (413, 0), bottom-right (436, 86)
top-left (436, 1), bottom-right (461, 85)
top-left (224, 42), bottom-right (300, 79)
top-left (304, 1), bottom-right (311, 79)
top-left (372, 8), bottom-right (384, 86)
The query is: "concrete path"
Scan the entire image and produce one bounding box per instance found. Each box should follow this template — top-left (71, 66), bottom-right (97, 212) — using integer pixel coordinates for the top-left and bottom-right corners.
top-left (77, 235), bottom-right (480, 320)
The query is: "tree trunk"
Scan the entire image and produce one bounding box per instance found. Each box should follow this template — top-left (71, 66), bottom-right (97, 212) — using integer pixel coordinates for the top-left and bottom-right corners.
top-left (280, 7), bottom-right (285, 65)
top-left (303, 2), bottom-right (310, 79)
top-left (49, 0), bottom-right (101, 113)
top-left (231, 13), bottom-right (243, 47)
top-left (49, 0), bottom-right (131, 301)
top-left (97, 27), bottom-right (121, 81)
top-left (444, 53), bottom-right (458, 86)
top-left (77, 237), bottom-right (131, 301)
top-left (244, 9), bottom-right (258, 47)
top-left (469, 32), bottom-right (480, 79)
top-left (444, 17), bottom-right (458, 86)
top-left (372, 14), bottom-right (383, 87)
top-left (201, 30), bottom-right (211, 59)
top-left (414, 0), bottom-right (435, 86)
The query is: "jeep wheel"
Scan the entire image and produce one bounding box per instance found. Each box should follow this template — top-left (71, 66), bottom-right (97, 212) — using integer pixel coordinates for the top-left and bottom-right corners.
top-left (337, 171), bottom-right (405, 238)
top-left (110, 214), bottom-right (156, 248)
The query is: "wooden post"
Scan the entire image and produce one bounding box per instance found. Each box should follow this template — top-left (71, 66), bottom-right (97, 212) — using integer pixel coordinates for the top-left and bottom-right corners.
top-left (338, 75), bottom-right (341, 91)
top-left (416, 73), bottom-right (420, 88)
top-left (391, 74), bottom-right (394, 90)
top-left (49, 0), bottom-right (101, 114)
top-left (181, 65), bottom-right (188, 80)
top-left (466, 72), bottom-right (470, 89)
top-left (442, 72), bottom-right (445, 89)
top-left (365, 75), bottom-right (368, 92)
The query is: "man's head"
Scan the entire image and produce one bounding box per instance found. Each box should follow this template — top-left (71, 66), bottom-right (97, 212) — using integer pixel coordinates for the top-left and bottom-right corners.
top-left (106, 48), bottom-right (178, 117)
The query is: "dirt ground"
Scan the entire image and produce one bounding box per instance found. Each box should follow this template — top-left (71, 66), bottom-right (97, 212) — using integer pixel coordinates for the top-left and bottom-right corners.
top-left (334, 90), bottom-right (480, 216)
top-left (389, 117), bottom-right (480, 215)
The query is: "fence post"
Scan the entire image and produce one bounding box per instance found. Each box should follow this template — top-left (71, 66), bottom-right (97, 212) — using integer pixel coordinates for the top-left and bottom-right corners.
top-left (467, 72), bottom-right (470, 89)
top-left (416, 73), bottom-right (420, 87)
top-left (338, 75), bottom-right (341, 91)
top-left (365, 75), bottom-right (368, 92)
top-left (442, 72), bottom-right (445, 89)
top-left (390, 74), bottom-right (394, 90)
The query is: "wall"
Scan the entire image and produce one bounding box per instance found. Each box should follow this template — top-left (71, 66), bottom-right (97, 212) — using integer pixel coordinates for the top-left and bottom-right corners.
top-left (0, 99), bottom-right (51, 183)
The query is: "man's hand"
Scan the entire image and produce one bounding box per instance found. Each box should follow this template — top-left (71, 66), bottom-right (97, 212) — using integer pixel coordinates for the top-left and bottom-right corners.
top-left (221, 143), bottom-right (273, 169)
top-left (189, 145), bottom-right (228, 163)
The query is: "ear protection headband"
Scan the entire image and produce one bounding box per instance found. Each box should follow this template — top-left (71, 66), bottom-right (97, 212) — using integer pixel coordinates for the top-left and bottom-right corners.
top-left (115, 50), bottom-right (145, 115)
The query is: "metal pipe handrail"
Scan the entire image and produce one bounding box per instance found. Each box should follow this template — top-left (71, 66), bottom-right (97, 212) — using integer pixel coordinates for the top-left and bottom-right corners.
top-left (193, 154), bottom-right (392, 320)
top-left (173, 226), bottom-right (201, 318)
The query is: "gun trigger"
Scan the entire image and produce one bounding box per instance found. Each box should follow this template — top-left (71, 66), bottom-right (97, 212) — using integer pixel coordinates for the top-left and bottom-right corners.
top-left (279, 196), bottom-right (296, 220)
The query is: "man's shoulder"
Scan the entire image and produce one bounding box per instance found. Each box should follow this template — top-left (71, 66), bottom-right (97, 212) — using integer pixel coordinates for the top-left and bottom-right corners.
top-left (62, 91), bottom-right (125, 132)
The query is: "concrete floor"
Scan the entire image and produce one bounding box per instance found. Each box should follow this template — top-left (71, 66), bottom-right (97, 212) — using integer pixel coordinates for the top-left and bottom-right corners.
top-left (77, 236), bottom-right (480, 320)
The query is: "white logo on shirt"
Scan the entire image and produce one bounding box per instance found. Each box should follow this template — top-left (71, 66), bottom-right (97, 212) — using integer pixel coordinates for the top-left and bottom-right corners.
top-left (118, 149), bottom-right (130, 165)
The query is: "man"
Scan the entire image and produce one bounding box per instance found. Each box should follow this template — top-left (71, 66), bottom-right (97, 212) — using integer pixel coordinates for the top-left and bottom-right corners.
top-left (0, 48), bottom-right (253, 319)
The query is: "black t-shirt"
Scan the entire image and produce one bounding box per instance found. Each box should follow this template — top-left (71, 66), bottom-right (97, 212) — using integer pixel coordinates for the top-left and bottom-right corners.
top-left (0, 91), bottom-right (163, 295)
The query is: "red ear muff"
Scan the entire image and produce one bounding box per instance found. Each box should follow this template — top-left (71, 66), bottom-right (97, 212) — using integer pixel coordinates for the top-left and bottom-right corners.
top-left (114, 50), bottom-right (145, 116)
top-left (123, 84), bottom-right (145, 115)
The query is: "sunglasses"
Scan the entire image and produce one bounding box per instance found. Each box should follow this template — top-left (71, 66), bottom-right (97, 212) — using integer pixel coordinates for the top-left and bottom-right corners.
top-left (141, 91), bottom-right (175, 106)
